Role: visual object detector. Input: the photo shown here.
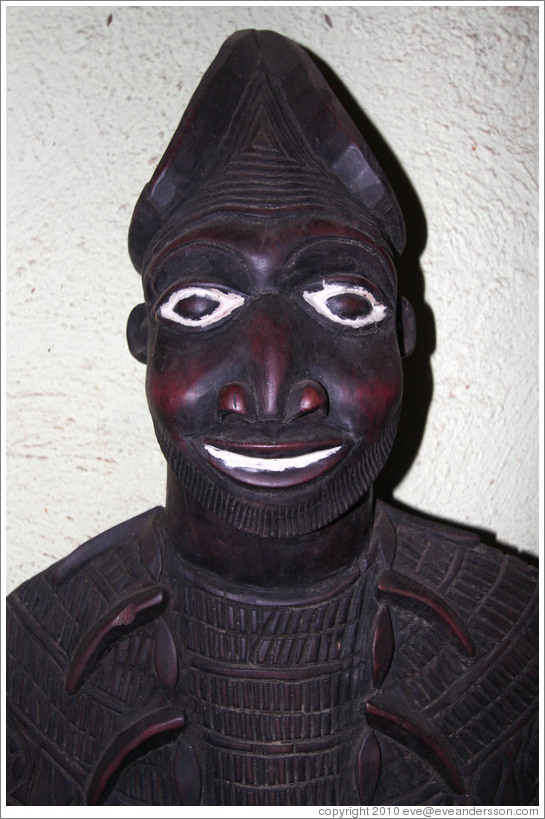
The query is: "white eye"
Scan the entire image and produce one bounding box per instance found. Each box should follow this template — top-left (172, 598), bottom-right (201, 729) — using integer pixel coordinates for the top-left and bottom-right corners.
top-left (157, 285), bottom-right (245, 328)
top-left (302, 281), bottom-right (387, 328)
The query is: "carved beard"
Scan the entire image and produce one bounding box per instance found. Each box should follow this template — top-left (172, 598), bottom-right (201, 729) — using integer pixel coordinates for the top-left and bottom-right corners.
top-left (153, 408), bottom-right (400, 538)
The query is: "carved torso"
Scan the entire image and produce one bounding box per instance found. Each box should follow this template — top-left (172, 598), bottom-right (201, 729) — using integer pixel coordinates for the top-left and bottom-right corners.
top-left (8, 29), bottom-right (538, 808)
top-left (178, 554), bottom-right (373, 805)
top-left (7, 503), bottom-right (538, 805)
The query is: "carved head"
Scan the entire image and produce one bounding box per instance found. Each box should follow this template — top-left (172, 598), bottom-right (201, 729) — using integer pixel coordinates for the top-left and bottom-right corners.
top-left (126, 30), bottom-right (415, 537)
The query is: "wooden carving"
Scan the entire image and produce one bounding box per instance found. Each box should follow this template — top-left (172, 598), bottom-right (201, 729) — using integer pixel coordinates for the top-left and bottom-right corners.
top-left (6, 30), bottom-right (538, 806)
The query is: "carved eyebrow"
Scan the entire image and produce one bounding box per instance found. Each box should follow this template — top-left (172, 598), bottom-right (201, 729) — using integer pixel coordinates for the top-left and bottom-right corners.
top-left (282, 239), bottom-right (397, 301)
top-left (144, 241), bottom-right (252, 302)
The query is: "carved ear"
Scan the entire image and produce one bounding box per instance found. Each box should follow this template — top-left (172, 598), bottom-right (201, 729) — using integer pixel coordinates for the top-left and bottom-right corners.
top-left (397, 296), bottom-right (416, 358)
top-left (127, 303), bottom-right (149, 364)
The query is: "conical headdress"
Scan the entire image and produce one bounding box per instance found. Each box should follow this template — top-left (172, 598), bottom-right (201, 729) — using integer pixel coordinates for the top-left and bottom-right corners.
top-left (129, 30), bottom-right (405, 274)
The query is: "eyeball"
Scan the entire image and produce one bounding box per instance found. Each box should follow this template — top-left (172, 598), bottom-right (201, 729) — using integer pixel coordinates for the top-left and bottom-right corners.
top-left (302, 281), bottom-right (388, 329)
top-left (156, 285), bottom-right (245, 329)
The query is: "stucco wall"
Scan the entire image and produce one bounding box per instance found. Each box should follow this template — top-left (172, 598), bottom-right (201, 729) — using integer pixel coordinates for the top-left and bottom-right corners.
top-left (5, 4), bottom-right (539, 592)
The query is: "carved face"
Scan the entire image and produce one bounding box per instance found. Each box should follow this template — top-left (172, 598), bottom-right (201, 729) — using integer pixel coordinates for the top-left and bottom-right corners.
top-left (130, 214), bottom-right (409, 536)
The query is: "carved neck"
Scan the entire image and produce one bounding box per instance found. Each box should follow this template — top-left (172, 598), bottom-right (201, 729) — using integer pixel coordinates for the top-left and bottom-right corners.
top-left (164, 466), bottom-right (375, 588)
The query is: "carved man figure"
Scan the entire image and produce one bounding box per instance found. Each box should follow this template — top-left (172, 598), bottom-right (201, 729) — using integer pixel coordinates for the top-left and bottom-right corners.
top-left (7, 31), bottom-right (538, 806)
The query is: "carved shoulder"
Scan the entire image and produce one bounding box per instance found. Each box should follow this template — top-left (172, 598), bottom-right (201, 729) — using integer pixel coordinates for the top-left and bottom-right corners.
top-left (368, 502), bottom-right (538, 805)
top-left (6, 506), bottom-right (176, 805)
top-left (382, 501), bottom-right (537, 649)
top-left (8, 507), bottom-right (164, 652)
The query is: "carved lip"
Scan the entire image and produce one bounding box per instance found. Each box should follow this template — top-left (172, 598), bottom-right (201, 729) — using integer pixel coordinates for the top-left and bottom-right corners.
top-left (198, 430), bottom-right (349, 487)
top-left (204, 442), bottom-right (342, 471)
top-left (203, 437), bottom-right (344, 457)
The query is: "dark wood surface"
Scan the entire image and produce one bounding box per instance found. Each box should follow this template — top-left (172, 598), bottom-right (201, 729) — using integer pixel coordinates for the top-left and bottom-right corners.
top-left (6, 30), bottom-right (538, 806)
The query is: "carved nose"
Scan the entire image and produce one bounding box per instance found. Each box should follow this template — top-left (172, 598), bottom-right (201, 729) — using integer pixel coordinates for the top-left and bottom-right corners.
top-left (217, 382), bottom-right (252, 419)
top-left (218, 301), bottom-right (328, 423)
top-left (217, 379), bottom-right (328, 423)
top-left (284, 379), bottom-right (329, 422)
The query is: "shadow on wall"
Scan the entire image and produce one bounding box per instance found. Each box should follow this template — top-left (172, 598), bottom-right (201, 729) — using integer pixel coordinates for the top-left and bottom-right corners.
top-left (309, 52), bottom-right (432, 489)
top-left (309, 50), bottom-right (535, 565)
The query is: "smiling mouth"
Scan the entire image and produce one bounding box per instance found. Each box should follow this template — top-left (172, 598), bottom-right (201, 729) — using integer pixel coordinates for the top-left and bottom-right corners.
top-left (200, 437), bottom-right (347, 488)
top-left (204, 443), bottom-right (342, 472)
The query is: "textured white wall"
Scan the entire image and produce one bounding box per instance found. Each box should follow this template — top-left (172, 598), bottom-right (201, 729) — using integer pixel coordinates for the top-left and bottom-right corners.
top-left (6, 4), bottom-right (539, 592)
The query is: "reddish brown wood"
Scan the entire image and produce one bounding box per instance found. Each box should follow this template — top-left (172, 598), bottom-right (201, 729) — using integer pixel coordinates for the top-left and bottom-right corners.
top-left (365, 700), bottom-right (464, 795)
top-left (372, 604), bottom-right (394, 687)
top-left (356, 730), bottom-right (381, 804)
top-left (6, 30), bottom-right (538, 806)
top-left (87, 707), bottom-right (186, 805)
top-left (377, 568), bottom-right (475, 656)
top-left (66, 586), bottom-right (168, 694)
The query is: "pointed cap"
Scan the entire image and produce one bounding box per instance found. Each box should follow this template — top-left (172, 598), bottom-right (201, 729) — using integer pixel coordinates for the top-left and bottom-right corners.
top-left (129, 30), bottom-right (405, 274)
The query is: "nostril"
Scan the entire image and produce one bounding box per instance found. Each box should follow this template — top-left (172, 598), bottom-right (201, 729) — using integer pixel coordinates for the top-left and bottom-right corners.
top-left (300, 383), bottom-right (328, 414)
top-left (217, 383), bottom-right (251, 419)
top-left (285, 380), bottom-right (329, 421)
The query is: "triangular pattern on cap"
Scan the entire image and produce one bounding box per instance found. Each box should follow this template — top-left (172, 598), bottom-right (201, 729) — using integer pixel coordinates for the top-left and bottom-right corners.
top-left (170, 68), bottom-right (369, 222)
top-left (129, 30), bottom-right (405, 274)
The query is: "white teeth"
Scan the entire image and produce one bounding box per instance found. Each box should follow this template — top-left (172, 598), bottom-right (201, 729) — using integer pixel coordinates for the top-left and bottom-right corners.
top-left (204, 444), bottom-right (341, 473)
